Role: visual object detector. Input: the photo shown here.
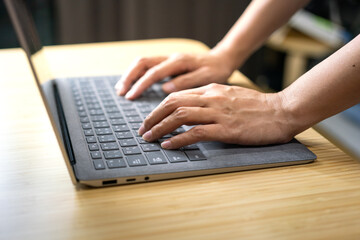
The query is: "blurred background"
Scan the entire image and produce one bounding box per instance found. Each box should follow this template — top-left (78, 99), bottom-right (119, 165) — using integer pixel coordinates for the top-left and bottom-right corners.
top-left (0, 0), bottom-right (359, 157)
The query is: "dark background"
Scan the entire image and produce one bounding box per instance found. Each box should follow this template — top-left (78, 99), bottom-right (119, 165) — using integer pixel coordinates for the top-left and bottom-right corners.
top-left (1, 0), bottom-right (359, 91)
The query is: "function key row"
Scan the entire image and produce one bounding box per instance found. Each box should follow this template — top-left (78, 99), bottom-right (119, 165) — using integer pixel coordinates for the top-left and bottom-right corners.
top-left (93, 149), bottom-right (206, 170)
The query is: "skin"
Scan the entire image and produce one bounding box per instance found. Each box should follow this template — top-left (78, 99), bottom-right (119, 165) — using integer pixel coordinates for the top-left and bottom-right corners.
top-left (115, 0), bottom-right (360, 149)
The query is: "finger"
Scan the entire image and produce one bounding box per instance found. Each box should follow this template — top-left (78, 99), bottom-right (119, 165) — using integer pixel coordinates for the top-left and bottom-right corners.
top-left (115, 56), bottom-right (167, 96)
top-left (139, 94), bottom-right (207, 135)
top-left (161, 124), bottom-right (222, 149)
top-left (124, 56), bottom-right (192, 100)
top-left (162, 68), bottom-right (211, 93)
top-left (142, 107), bottom-right (217, 142)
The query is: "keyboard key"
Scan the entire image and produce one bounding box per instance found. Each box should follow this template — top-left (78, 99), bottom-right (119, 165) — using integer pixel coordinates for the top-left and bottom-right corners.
top-left (89, 109), bottom-right (104, 116)
top-left (88, 143), bottom-right (99, 151)
top-left (93, 121), bottom-right (109, 128)
top-left (124, 110), bottom-right (138, 117)
top-left (116, 131), bottom-right (133, 139)
top-left (78, 111), bottom-right (87, 117)
top-left (103, 101), bottom-right (116, 107)
top-left (126, 116), bottom-right (142, 123)
top-left (185, 150), bottom-right (207, 161)
top-left (141, 143), bottom-right (161, 152)
top-left (137, 137), bottom-right (148, 144)
top-left (106, 107), bottom-right (120, 113)
top-left (84, 129), bottom-right (94, 136)
top-left (80, 117), bottom-right (90, 123)
top-left (164, 150), bottom-right (188, 163)
top-left (86, 136), bottom-right (97, 143)
top-left (126, 155), bottom-right (147, 167)
top-left (82, 123), bottom-right (92, 129)
top-left (100, 143), bottom-right (119, 151)
top-left (91, 115), bottom-right (107, 122)
top-left (106, 159), bottom-right (127, 168)
top-left (119, 139), bottom-right (137, 147)
top-left (87, 103), bottom-right (101, 109)
top-left (93, 160), bottom-right (106, 170)
top-left (122, 146), bottom-right (141, 155)
top-left (145, 152), bottom-right (168, 165)
top-left (183, 144), bottom-right (200, 150)
top-left (119, 102), bottom-right (133, 107)
top-left (75, 100), bottom-right (83, 106)
top-left (133, 131), bottom-right (141, 137)
top-left (113, 125), bottom-right (130, 132)
top-left (121, 105), bottom-right (135, 111)
top-left (139, 106), bottom-right (153, 113)
top-left (91, 151), bottom-right (102, 159)
top-left (104, 150), bottom-right (123, 159)
top-left (108, 113), bottom-right (123, 119)
top-left (130, 123), bottom-right (142, 130)
top-left (110, 118), bottom-right (126, 125)
top-left (98, 135), bottom-right (116, 143)
top-left (95, 128), bottom-right (113, 135)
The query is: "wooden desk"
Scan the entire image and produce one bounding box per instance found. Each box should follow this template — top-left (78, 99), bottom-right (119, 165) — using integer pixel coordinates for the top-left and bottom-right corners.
top-left (1, 39), bottom-right (360, 239)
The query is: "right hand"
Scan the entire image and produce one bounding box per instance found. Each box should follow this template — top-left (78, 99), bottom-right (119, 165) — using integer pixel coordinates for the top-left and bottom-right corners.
top-left (115, 51), bottom-right (235, 100)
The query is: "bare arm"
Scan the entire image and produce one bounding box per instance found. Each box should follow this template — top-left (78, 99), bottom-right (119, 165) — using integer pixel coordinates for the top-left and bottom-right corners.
top-left (212, 0), bottom-right (311, 69)
top-left (116, 0), bottom-right (310, 99)
top-left (281, 34), bottom-right (360, 137)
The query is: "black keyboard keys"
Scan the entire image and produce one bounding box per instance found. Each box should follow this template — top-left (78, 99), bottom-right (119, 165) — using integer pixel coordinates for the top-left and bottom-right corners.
top-left (98, 135), bottom-right (116, 143)
top-left (145, 152), bottom-right (168, 165)
top-left (106, 159), bottom-right (126, 168)
top-left (164, 150), bottom-right (188, 163)
top-left (93, 160), bottom-right (106, 170)
top-left (126, 155), bottom-right (147, 167)
top-left (119, 139), bottom-right (137, 147)
top-left (141, 143), bottom-right (161, 152)
top-left (122, 146), bottom-right (141, 155)
top-left (88, 143), bottom-right (99, 151)
top-left (185, 150), bottom-right (207, 161)
top-left (91, 151), bottom-right (102, 159)
top-left (116, 132), bottom-right (133, 139)
top-left (104, 150), bottom-right (123, 159)
top-left (100, 143), bottom-right (119, 151)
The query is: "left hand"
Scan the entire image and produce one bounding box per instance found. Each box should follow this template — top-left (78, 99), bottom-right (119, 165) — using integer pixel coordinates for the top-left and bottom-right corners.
top-left (138, 83), bottom-right (295, 149)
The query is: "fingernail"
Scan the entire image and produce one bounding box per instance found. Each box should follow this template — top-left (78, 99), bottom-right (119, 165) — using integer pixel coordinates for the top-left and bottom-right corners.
top-left (125, 89), bottom-right (135, 99)
top-left (138, 125), bottom-right (145, 135)
top-left (142, 130), bottom-right (152, 141)
top-left (114, 81), bottom-right (122, 90)
top-left (161, 140), bottom-right (172, 149)
top-left (163, 82), bottom-right (176, 93)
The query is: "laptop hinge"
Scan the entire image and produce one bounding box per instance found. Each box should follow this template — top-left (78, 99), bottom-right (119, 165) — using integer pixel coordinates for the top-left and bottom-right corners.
top-left (53, 83), bottom-right (76, 165)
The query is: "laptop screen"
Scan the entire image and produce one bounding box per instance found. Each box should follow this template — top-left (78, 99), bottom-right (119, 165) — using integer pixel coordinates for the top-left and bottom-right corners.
top-left (4, 0), bottom-right (77, 184)
top-left (4, 0), bottom-right (52, 85)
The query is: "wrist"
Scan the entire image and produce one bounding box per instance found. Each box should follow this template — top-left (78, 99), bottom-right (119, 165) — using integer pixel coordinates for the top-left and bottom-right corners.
top-left (277, 89), bottom-right (314, 138)
top-left (209, 44), bottom-right (243, 73)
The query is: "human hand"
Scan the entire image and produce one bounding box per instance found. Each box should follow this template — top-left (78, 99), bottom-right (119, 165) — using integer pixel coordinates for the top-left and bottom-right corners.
top-left (138, 83), bottom-right (295, 149)
top-left (115, 51), bottom-right (235, 100)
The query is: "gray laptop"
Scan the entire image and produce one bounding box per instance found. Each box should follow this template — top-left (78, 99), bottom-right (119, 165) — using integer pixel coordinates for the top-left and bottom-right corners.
top-left (5, 0), bottom-right (316, 187)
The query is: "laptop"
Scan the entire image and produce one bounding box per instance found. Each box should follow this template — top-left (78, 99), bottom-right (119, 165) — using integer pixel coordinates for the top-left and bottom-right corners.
top-left (5, 0), bottom-right (316, 187)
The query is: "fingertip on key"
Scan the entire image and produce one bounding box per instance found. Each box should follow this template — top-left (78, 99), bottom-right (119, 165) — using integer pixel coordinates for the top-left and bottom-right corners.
top-left (138, 125), bottom-right (145, 135)
top-left (161, 140), bottom-right (172, 149)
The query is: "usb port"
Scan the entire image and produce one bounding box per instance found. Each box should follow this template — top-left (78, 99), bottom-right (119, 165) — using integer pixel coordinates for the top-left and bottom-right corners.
top-left (102, 179), bottom-right (117, 185)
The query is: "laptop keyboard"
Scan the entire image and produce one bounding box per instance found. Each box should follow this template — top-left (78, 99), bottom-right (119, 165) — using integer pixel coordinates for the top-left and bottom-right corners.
top-left (70, 76), bottom-right (207, 170)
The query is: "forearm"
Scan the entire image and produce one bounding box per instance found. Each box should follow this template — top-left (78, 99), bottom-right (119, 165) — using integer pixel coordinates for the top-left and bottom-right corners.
top-left (211, 0), bottom-right (310, 70)
top-left (281, 34), bottom-right (360, 136)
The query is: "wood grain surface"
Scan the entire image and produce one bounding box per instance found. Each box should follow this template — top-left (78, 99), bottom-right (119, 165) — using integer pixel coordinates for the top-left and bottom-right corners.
top-left (0, 39), bottom-right (359, 240)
